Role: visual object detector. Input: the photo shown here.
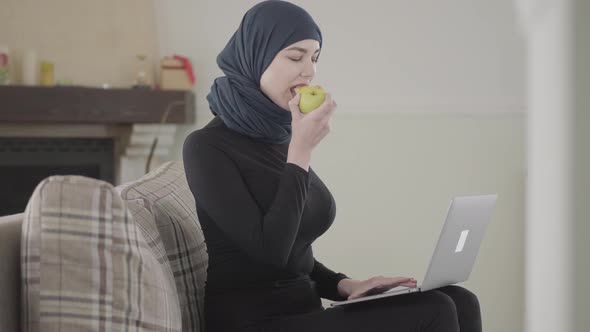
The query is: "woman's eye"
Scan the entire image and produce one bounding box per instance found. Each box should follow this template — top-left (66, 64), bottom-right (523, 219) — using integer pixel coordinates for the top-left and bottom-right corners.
top-left (289, 57), bottom-right (318, 63)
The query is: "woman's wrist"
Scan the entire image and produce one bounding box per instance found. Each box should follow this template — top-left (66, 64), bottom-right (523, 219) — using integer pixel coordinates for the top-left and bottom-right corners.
top-left (337, 278), bottom-right (356, 298)
top-left (287, 144), bottom-right (311, 171)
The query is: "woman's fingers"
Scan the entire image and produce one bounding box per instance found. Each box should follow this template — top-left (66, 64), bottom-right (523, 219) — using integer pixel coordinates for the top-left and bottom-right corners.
top-left (288, 93), bottom-right (302, 120)
top-left (347, 276), bottom-right (418, 300)
top-left (380, 277), bottom-right (411, 286)
top-left (315, 93), bottom-right (337, 118)
top-left (287, 89), bottom-right (336, 154)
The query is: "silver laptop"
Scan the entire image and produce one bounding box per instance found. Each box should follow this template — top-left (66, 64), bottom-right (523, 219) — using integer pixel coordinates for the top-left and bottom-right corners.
top-left (331, 194), bottom-right (497, 307)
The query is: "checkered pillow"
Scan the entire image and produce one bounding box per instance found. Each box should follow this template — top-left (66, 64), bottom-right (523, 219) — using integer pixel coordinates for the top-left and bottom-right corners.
top-left (21, 175), bottom-right (182, 331)
top-left (117, 161), bottom-right (208, 332)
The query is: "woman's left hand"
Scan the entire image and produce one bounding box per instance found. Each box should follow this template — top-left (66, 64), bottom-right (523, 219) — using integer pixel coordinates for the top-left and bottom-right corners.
top-left (337, 276), bottom-right (418, 300)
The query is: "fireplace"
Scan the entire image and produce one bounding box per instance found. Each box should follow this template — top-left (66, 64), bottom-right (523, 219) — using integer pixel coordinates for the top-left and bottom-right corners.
top-left (0, 137), bottom-right (115, 215)
top-left (0, 85), bottom-right (195, 216)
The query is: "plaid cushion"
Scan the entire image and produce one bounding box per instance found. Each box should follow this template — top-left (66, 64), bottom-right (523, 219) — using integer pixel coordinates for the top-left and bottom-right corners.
top-left (117, 161), bottom-right (207, 332)
top-left (21, 175), bottom-right (182, 331)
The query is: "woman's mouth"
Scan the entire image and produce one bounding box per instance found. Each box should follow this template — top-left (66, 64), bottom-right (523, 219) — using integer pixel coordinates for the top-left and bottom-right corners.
top-left (290, 84), bottom-right (308, 98)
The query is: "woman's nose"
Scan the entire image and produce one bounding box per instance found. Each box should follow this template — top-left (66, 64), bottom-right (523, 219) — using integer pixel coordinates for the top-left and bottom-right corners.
top-left (301, 59), bottom-right (316, 78)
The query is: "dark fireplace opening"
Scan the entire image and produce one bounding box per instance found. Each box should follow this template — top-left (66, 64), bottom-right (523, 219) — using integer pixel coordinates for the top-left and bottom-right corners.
top-left (0, 137), bottom-right (115, 216)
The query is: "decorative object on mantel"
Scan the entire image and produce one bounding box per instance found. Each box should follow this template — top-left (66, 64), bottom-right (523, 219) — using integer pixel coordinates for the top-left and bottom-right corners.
top-left (0, 85), bottom-right (194, 124)
top-left (0, 46), bottom-right (9, 85)
top-left (133, 54), bottom-right (152, 89)
top-left (160, 55), bottom-right (195, 90)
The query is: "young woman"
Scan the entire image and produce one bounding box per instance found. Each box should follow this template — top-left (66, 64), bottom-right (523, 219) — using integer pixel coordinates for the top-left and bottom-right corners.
top-left (183, 1), bottom-right (481, 331)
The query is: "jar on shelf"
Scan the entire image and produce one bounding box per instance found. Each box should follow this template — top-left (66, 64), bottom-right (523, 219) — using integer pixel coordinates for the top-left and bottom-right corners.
top-left (40, 61), bottom-right (55, 86)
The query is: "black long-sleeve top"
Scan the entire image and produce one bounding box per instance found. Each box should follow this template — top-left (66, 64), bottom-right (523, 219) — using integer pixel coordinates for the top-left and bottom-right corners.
top-left (182, 116), bottom-right (349, 301)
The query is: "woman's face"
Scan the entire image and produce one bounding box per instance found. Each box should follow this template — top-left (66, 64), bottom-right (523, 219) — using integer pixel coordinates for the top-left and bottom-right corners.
top-left (260, 39), bottom-right (321, 111)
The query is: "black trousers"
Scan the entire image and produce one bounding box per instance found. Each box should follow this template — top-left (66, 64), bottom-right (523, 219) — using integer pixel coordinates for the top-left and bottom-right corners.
top-left (205, 280), bottom-right (482, 332)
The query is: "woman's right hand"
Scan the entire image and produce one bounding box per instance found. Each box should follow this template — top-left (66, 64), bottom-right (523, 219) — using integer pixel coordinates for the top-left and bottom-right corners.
top-left (286, 92), bottom-right (337, 171)
top-left (342, 276), bottom-right (418, 300)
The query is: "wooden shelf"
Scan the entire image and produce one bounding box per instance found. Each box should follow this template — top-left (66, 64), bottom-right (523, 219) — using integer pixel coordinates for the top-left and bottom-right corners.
top-left (0, 85), bottom-right (195, 124)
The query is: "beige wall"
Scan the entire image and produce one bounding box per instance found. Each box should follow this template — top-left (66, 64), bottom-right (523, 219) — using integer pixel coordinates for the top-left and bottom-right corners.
top-left (0, 0), bottom-right (158, 87)
top-left (312, 113), bottom-right (525, 332)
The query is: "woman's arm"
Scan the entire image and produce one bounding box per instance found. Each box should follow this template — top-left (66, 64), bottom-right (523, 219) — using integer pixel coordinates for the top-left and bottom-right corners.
top-left (311, 259), bottom-right (418, 301)
top-left (310, 258), bottom-right (350, 301)
top-left (183, 132), bottom-right (310, 269)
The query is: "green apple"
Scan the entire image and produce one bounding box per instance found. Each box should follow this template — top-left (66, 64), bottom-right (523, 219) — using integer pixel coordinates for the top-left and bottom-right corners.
top-left (297, 85), bottom-right (326, 114)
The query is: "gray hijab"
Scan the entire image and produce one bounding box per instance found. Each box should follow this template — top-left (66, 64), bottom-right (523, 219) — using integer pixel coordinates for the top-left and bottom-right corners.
top-left (206, 0), bottom-right (323, 144)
